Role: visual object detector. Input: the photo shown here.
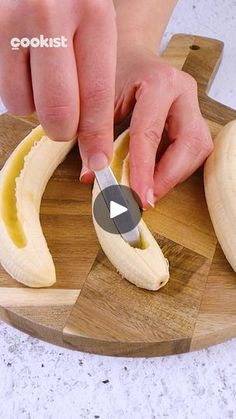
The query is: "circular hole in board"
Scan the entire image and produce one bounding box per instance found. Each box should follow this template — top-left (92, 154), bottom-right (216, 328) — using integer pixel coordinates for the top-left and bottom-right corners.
top-left (190, 45), bottom-right (200, 50)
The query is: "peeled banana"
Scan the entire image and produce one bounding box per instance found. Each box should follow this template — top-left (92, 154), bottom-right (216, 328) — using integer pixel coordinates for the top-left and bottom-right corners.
top-left (92, 130), bottom-right (169, 291)
top-left (0, 125), bottom-right (169, 291)
top-left (204, 120), bottom-right (236, 271)
top-left (0, 125), bottom-right (75, 287)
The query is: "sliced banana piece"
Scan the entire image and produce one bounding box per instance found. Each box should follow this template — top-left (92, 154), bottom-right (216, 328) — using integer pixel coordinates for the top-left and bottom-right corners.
top-left (92, 130), bottom-right (169, 291)
top-left (204, 120), bottom-right (236, 271)
top-left (0, 125), bottom-right (75, 287)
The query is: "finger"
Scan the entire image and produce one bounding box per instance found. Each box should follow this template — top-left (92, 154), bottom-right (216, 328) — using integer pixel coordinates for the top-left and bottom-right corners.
top-left (0, 47), bottom-right (34, 115)
top-left (75, 3), bottom-right (117, 170)
top-left (30, 38), bottom-right (79, 141)
top-left (154, 92), bottom-right (213, 200)
top-left (129, 80), bottom-right (174, 208)
top-left (79, 165), bottom-right (94, 184)
top-left (114, 84), bottom-right (136, 125)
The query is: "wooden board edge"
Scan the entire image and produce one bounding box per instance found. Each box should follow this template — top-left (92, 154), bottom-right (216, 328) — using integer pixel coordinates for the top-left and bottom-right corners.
top-left (190, 322), bottom-right (236, 352)
top-left (0, 306), bottom-right (72, 349)
top-left (63, 328), bottom-right (191, 357)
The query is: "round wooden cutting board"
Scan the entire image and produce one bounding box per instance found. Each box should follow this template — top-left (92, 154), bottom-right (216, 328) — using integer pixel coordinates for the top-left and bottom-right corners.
top-left (1, 34), bottom-right (236, 357)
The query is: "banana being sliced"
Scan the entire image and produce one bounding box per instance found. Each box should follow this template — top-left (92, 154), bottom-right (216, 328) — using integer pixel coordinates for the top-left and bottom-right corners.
top-left (92, 130), bottom-right (169, 291)
top-left (0, 125), bottom-right (75, 287)
top-left (204, 120), bottom-right (236, 271)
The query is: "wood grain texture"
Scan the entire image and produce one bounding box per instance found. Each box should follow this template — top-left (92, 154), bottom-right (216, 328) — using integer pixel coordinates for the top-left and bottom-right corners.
top-left (0, 34), bottom-right (236, 356)
top-left (64, 237), bottom-right (211, 356)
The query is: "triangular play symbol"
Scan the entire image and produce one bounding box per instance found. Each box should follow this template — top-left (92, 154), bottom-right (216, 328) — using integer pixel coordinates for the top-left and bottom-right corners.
top-left (110, 200), bottom-right (128, 219)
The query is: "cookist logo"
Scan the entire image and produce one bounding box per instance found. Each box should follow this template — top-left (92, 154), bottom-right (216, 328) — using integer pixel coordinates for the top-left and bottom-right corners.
top-left (10, 35), bottom-right (68, 50)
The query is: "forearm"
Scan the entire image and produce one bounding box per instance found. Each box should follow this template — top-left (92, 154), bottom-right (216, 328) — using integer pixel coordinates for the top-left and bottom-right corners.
top-left (113, 0), bottom-right (177, 53)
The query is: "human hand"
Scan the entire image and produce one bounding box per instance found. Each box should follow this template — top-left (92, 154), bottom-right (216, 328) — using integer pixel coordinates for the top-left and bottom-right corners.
top-left (113, 46), bottom-right (213, 208)
top-left (81, 46), bottom-right (213, 208)
top-left (0, 0), bottom-right (117, 170)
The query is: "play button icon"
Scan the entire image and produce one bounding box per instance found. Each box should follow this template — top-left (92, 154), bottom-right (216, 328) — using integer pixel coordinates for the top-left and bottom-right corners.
top-left (110, 201), bottom-right (128, 219)
top-left (93, 185), bottom-right (142, 235)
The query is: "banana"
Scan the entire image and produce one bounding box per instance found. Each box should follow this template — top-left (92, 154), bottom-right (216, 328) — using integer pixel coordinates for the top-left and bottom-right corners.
top-left (92, 130), bottom-right (169, 291)
top-left (204, 120), bottom-right (236, 271)
top-left (0, 125), bottom-right (75, 287)
top-left (0, 125), bottom-right (169, 291)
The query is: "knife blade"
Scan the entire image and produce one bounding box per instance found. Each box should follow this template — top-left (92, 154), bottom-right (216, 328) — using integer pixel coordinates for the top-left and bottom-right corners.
top-left (94, 166), bottom-right (141, 247)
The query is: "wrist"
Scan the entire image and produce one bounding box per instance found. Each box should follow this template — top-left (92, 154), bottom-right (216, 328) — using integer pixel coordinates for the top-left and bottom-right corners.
top-left (117, 25), bottom-right (161, 56)
top-left (114, 0), bottom-right (177, 56)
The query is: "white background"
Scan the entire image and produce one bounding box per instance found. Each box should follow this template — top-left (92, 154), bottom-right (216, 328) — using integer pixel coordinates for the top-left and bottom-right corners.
top-left (1, 1), bottom-right (236, 418)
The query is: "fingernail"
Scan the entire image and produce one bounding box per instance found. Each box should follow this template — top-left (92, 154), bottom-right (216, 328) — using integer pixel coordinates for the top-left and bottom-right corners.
top-left (79, 167), bottom-right (90, 182)
top-left (146, 188), bottom-right (155, 208)
top-left (88, 152), bottom-right (108, 171)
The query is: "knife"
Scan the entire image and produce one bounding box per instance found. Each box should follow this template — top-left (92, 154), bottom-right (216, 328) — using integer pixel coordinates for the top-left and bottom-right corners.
top-left (94, 166), bottom-right (141, 247)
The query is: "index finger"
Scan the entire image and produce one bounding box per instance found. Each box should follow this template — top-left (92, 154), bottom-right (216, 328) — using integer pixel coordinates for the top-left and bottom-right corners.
top-left (75, 2), bottom-right (117, 171)
top-left (31, 41), bottom-right (79, 142)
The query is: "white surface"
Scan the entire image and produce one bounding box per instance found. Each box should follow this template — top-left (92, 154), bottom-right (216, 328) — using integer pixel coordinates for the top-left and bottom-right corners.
top-left (1, 0), bottom-right (236, 418)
